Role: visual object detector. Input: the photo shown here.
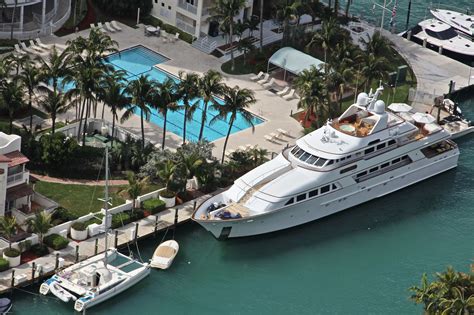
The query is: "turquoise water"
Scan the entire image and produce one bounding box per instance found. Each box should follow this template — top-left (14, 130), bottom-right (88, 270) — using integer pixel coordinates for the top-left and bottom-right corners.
top-left (63, 46), bottom-right (263, 142)
top-left (11, 95), bottom-right (474, 314)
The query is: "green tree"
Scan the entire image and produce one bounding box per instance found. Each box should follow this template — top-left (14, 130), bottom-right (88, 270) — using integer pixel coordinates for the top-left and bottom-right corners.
top-left (198, 70), bottom-right (225, 141)
top-left (38, 90), bottom-right (72, 134)
top-left (151, 78), bottom-right (179, 150)
top-left (211, 86), bottom-right (256, 163)
top-left (40, 133), bottom-right (78, 168)
top-left (0, 80), bottom-right (25, 133)
top-left (210, 0), bottom-right (247, 71)
top-left (27, 211), bottom-right (52, 246)
top-left (157, 160), bottom-right (177, 193)
top-left (122, 75), bottom-right (154, 148)
top-left (19, 59), bottom-right (41, 132)
top-left (177, 71), bottom-right (200, 145)
top-left (237, 37), bottom-right (254, 65)
top-left (119, 172), bottom-right (149, 212)
top-left (307, 17), bottom-right (339, 66)
top-left (274, 0), bottom-right (301, 45)
top-left (0, 216), bottom-right (16, 249)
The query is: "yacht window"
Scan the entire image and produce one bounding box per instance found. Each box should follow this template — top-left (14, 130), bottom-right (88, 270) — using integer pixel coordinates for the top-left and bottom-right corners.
top-left (347, 155), bottom-right (351, 159)
top-left (327, 160), bottom-right (334, 165)
top-left (388, 140), bottom-right (396, 146)
top-left (357, 171), bottom-right (367, 178)
top-left (315, 158), bottom-right (327, 167)
top-left (381, 162), bottom-right (390, 168)
top-left (300, 152), bottom-right (312, 161)
top-left (392, 157), bottom-right (401, 164)
top-left (309, 189), bottom-right (319, 197)
top-left (306, 155), bottom-right (318, 164)
top-left (332, 184), bottom-right (337, 190)
top-left (340, 157), bottom-right (346, 161)
top-left (291, 146), bottom-right (299, 154)
top-left (296, 193), bottom-right (306, 202)
top-left (370, 167), bottom-right (378, 173)
top-left (321, 185), bottom-right (330, 193)
top-left (365, 147), bottom-right (375, 154)
top-left (340, 165), bottom-right (357, 174)
top-left (402, 155), bottom-right (409, 160)
top-left (368, 139), bottom-right (380, 145)
top-left (377, 143), bottom-right (386, 150)
top-left (285, 198), bottom-right (294, 206)
top-left (294, 150), bottom-right (305, 158)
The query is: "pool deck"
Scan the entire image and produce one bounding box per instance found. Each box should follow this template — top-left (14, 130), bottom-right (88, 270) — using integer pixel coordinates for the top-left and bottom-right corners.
top-left (44, 22), bottom-right (303, 157)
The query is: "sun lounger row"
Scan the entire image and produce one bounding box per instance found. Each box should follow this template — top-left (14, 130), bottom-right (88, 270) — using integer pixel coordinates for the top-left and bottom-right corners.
top-left (264, 129), bottom-right (291, 143)
top-left (14, 38), bottom-right (65, 55)
top-left (250, 72), bottom-right (297, 100)
top-left (91, 21), bottom-right (122, 33)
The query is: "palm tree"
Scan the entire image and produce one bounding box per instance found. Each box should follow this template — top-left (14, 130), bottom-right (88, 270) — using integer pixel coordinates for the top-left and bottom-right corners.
top-left (19, 60), bottom-right (41, 132)
top-left (6, 53), bottom-right (28, 76)
top-left (151, 78), bottom-right (179, 150)
top-left (177, 150), bottom-right (203, 180)
top-left (259, 0), bottom-right (264, 52)
top-left (120, 172), bottom-right (149, 212)
top-left (38, 90), bottom-right (72, 134)
top-left (37, 47), bottom-right (72, 94)
top-left (361, 53), bottom-right (390, 89)
top-left (157, 160), bottom-right (177, 192)
top-left (307, 17), bottom-right (339, 67)
top-left (122, 75), bottom-right (154, 148)
top-left (248, 146), bottom-right (269, 167)
top-left (360, 30), bottom-right (393, 57)
top-left (27, 211), bottom-right (52, 247)
top-left (198, 70), bottom-right (225, 141)
top-left (9, 0), bottom-right (18, 40)
top-left (211, 86), bottom-right (256, 163)
top-left (0, 216), bottom-right (16, 249)
top-left (274, 0), bottom-right (301, 45)
top-left (237, 37), bottom-right (254, 65)
top-left (97, 71), bottom-right (129, 145)
top-left (1, 80), bottom-right (25, 133)
top-left (210, 0), bottom-right (247, 71)
top-left (177, 71), bottom-right (200, 145)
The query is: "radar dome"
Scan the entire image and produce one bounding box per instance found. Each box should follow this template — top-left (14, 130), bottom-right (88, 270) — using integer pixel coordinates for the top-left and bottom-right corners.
top-left (374, 100), bottom-right (385, 114)
top-left (356, 93), bottom-right (369, 106)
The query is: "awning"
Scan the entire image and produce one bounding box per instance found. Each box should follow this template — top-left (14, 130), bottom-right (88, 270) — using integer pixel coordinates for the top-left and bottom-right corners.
top-left (3, 151), bottom-right (29, 167)
top-left (268, 47), bottom-right (325, 76)
top-left (6, 183), bottom-right (34, 202)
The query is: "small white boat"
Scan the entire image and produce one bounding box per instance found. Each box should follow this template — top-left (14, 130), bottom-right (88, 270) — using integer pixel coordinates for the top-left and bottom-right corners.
top-left (150, 240), bottom-right (179, 269)
top-left (50, 281), bottom-right (77, 303)
top-left (430, 8), bottom-right (474, 37)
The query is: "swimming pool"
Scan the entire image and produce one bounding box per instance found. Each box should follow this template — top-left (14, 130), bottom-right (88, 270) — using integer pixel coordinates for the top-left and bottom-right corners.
top-left (103, 46), bottom-right (263, 142)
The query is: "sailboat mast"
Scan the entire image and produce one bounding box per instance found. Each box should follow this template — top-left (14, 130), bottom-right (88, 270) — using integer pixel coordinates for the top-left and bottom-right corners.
top-left (104, 146), bottom-right (109, 265)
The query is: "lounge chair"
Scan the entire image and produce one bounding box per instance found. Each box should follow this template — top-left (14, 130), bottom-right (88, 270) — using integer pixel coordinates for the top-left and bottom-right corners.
top-left (90, 23), bottom-right (96, 29)
top-left (257, 74), bottom-right (270, 85)
top-left (277, 86), bottom-right (290, 96)
top-left (29, 40), bottom-right (44, 52)
top-left (270, 132), bottom-right (281, 140)
top-left (161, 30), bottom-right (169, 43)
top-left (20, 42), bottom-right (36, 54)
top-left (97, 22), bottom-right (106, 32)
top-left (105, 22), bottom-right (116, 33)
top-left (53, 43), bottom-right (68, 51)
top-left (14, 44), bottom-right (26, 55)
top-left (282, 89), bottom-right (296, 100)
top-left (111, 21), bottom-right (122, 31)
top-left (264, 135), bottom-right (276, 143)
top-left (238, 145), bottom-right (247, 151)
top-left (174, 33), bottom-right (180, 42)
top-left (262, 78), bottom-right (275, 88)
top-left (35, 38), bottom-right (51, 50)
top-left (250, 71), bottom-right (264, 81)
top-left (277, 128), bottom-right (290, 137)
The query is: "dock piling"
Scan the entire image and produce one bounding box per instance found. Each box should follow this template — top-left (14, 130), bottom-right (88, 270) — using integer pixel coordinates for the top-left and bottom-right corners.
top-left (10, 270), bottom-right (15, 289)
top-left (193, 201), bottom-right (197, 210)
top-left (94, 238), bottom-right (99, 255)
top-left (154, 216), bottom-right (159, 235)
top-left (114, 230), bottom-right (118, 248)
top-left (75, 245), bottom-right (79, 262)
top-left (55, 253), bottom-right (59, 269)
top-left (134, 223), bottom-right (139, 243)
top-left (31, 262), bottom-right (36, 282)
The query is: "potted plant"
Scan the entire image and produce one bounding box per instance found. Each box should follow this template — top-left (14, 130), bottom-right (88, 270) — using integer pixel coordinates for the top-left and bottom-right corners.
top-left (70, 221), bottom-right (88, 241)
top-left (0, 216), bottom-right (21, 267)
top-left (157, 160), bottom-right (177, 207)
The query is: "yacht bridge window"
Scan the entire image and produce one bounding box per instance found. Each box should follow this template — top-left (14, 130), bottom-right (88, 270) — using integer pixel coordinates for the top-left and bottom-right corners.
top-left (290, 146), bottom-right (330, 168)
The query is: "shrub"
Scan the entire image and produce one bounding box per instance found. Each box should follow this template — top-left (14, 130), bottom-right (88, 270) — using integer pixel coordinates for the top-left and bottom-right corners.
top-left (3, 248), bottom-right (20, 257)
top-left (142, 198), bottom-right (166, 214)
top-left (111, 213), bottom-right (131, 229)
top-left (159, 189), bottom-right (176, 199)
top-left (44, 234), bottom-right (69, 250)
top-left (31, 244), bottom-right (49, 256)
top-left (130, 209), bottom-right (145, 221)
top-left (0, 258), bottom-right (9, 271)
top-left (18, 240), bottom-right (32, 253)
top-left (71, 221), bottom-right (87, 231)
top-left (53, 207), bottom-right (79, 223)
top-left (83, 213), bottom-right (104, 226)
top-left (141, 15), bottom-right (194, 43)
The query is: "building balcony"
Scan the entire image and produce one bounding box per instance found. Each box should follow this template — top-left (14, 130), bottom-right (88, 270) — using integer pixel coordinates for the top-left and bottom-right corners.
top-left (7, 171), bottom-right (29, 188)
top-left (176, 17), bottom-right (196, 35)
top-left (177, 0), bottom-right (198, 15)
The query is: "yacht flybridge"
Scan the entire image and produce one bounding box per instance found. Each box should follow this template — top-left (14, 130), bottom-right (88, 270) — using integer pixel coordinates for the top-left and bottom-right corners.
top-left (193, 87), bottom-right (460, 239)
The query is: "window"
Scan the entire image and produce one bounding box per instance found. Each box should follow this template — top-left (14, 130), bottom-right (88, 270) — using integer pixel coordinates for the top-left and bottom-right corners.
top-left (300, 152), bottom-right (311, 161)
top-left (356, 171), bottom-right (367, 178)
top-left (321, 185), bottom-right (330, 193)
top-left (402, 155), bottom-right (409, 160)
top-left (381, 162), bottom-right (390, 168)
top-left (388, 140), bottom-right (396, 145)
top-left (368, 139), bottom-right (380, 145)
top-left (327, 160), bottom-right (334, 165)
top-left (309, 189), bottom-right (319, 197)
top-left (168, 5), bottom-right (171, 9)
top-left (365, 147), bottom-right (375, 154)
top-left (296, 194), bottom-right (306, 202)
top-left (377, 143), bottom-right (386, 150)
top-left (370, 167), bottom-right (378, 173)
top-left (340, 165), bottom-right (357, 174)
top-left (161, 2), bottom-right (164, 6)
top-left (315, 158), bottom-right (327, 167)
top-left (392, 157), bottom-right (401, 164)
top-left (155, 0), bottom-right (158, 3)
top-left (291, 146), bottom-right (299, 154)
top-left (285, 198), bottom-right (294, 206)
top-left (332, 184), bottom-right (337, 190)
top-left (306, 155), bottom-right (318, 164)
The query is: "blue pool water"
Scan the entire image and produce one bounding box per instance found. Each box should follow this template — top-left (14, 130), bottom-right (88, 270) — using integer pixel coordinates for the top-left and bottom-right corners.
top-left (99, 46), bottom-right (263, 142)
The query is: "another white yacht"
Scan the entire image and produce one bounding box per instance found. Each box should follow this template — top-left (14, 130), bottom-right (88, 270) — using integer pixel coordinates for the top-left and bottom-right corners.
top-left (430, 8), bottom-right (474, 38)
top-left (193, 87), bottom-right (460, 239)
top-left (409, 19), bottom-right (473, 64)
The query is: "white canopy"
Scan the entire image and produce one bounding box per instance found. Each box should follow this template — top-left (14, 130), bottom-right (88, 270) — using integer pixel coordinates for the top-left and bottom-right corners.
top-left (412, 112), bottom-right (436, 124)
top-left (267, 47), bottom-right (324, 78)
top-left (388, 103), bottom-right (412, 112)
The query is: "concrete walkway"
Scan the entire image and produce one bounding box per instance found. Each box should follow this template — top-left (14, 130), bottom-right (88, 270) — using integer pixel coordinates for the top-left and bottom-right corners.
top-left (31, 173), bottom-right (128, 186)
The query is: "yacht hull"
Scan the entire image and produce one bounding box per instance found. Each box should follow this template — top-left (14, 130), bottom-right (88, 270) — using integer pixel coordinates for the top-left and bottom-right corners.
top-left (194, 151), bottom-right (459, 239)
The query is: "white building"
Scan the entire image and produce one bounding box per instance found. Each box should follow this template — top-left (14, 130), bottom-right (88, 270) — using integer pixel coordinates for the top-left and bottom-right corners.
top-left (0, 0), bottom-right (71, 40)
top-left (151, 0), bottom-right (254, 39)
top-left (0, 133), bottom-right (32, 217)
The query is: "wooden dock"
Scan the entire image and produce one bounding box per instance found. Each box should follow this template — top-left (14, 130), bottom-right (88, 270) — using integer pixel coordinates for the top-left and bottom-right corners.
top-left (0, 193), bottom-right (211, 295)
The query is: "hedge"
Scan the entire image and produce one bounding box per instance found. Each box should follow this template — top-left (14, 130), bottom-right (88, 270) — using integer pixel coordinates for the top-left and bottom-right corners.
top-left (141, 15), bottom-right (194, 43)
top-left (71, 221), bottom-right (87, 231)
top-left (44, 234), bottom-right (69, 250)
top-left (53, 207), bottom-right (80, 225)
top-left (111, 212), bottom-right (131, 229)
top-left (31, 244), bottom-right (49, 256)
top-left (3, 248), bottom-right (20, 257)
top-left (142, 198), bottom-right (166, 214)
top-left (0, 258), bottom-right (9, 272)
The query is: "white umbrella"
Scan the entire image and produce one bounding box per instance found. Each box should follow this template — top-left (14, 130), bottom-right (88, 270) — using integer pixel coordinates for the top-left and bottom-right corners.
top-left (388, 103), bottom-right (412, 112)
top-left (412, 112), bottom-right (436, 124)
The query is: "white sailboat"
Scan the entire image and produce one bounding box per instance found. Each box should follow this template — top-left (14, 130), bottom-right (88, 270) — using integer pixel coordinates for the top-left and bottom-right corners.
top-left (39, 147), bottom-right (151, 312)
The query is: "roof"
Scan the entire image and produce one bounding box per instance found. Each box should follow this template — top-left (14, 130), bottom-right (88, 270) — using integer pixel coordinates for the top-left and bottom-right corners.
top-left (6, 183), bottom-right (34, 202)
top-left (3, 151), bottom-right (29, 167)
top-left (268, 47), bottom-right (324, 75)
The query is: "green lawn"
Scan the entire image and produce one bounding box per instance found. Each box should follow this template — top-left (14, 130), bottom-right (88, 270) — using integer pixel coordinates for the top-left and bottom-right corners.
top-left (35, 182), bottom-right (161, 217)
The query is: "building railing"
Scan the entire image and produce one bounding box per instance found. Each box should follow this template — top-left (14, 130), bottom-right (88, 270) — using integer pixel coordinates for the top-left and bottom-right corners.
top-left (176, 17), bottom-right (196, 35)
top-left (4, 0), bottom-right (37, 5)
top-left (7, 171), bottom-right (29, 187)
top-left (178, 0), bottom-right (198, 15)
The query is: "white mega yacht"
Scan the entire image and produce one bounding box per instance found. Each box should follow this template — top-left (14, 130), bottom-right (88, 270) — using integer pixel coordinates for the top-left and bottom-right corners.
top-left (193, 87), bottom-right (460, 239)
top-left (430, 8), bottom-right (474, 38)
